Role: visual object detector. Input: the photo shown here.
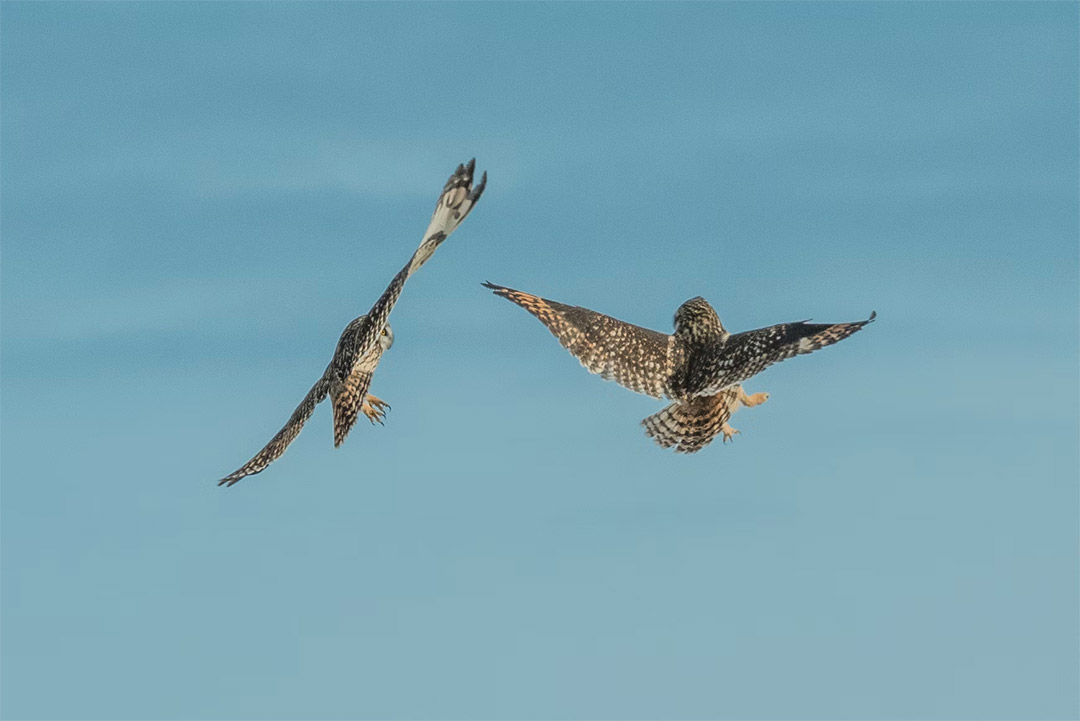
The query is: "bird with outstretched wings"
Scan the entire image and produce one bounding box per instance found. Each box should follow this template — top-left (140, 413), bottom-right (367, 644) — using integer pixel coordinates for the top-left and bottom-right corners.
top-left (218, 159), bottom-right (486, 486)
top-left (483, 283), bottom-right (873, 452)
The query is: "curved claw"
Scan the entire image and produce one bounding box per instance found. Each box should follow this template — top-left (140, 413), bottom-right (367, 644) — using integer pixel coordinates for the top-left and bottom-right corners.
top-left (361, 402), bottom-right (387, 426)
top-left (366, 395), bottom-right (391, 411)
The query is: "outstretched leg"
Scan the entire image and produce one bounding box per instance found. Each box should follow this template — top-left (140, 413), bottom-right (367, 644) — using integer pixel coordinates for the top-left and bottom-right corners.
top-left (739, 388), bottom-right (769, 407)
top-left (362, 393), bottom-right (391, 425)
top-left (723, 386), bottom-right (768, 442)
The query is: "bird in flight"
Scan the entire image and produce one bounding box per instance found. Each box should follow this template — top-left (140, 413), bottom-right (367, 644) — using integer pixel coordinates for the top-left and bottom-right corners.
top-left (482, 284), bottom-right (873, 452)
top-left (218, 159), bottom-right (486, 486)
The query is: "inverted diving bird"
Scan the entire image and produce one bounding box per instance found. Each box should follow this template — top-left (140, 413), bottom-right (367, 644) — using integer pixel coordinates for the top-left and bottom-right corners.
top-left (218, 159), bottom-right (486, 486)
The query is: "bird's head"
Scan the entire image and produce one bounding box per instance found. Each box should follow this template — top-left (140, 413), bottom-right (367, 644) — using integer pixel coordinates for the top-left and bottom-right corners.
top-left (379, 323), bottom-right (394, 351)
top-left (674, 297), bottom-right (728, 344)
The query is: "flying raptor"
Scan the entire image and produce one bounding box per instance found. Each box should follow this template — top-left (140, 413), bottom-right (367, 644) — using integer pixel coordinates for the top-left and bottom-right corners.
top-left (218, 159), bottom-right (486, 486)
top-left (483, 283), bottom-right (873, 452)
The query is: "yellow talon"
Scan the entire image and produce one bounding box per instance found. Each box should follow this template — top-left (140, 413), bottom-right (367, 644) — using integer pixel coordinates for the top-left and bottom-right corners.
top-left (741, 390), bottom-right (769, 408)
top-left (366, 393), bottom-right (391, 411)
top-left (361, 397), bottom-right (388, 425)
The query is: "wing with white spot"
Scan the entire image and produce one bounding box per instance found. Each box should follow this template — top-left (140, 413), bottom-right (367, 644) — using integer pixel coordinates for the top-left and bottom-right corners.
top-left (484, 282), bottom-right (675, 399)
top-left (700, 313), bottom-right (876, 394)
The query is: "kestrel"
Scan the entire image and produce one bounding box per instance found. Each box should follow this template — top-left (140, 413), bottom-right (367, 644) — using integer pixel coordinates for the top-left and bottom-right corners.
top-left (483, 284), bottom-right (873, 452)
top-left (217, 159), bottom-right (486, 486)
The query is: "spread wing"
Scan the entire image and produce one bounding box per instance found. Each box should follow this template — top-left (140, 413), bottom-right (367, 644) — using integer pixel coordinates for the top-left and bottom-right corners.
top-left (338, 159), bottom-right (487, 387)
top-left (217, 377), bottom-right (330, 487)
top-left (411, 158), bottom-right (487, 273)
top-left (700, 312), bottom-right (876, 395)
top-left (483, 282), bottom-right (676, 399)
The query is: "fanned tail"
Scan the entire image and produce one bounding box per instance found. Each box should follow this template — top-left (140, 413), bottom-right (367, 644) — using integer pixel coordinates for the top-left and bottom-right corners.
top-left (642, 389), bottom-right (741, 454)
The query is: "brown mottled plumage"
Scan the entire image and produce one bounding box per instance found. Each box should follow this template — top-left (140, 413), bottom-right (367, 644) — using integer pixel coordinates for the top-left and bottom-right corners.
top-left (217, 159), bottom-right (486, 487)
top-left (642, 384), bottom-right (770, 453)
top-left (481, 285), bottom-right (678, 398)
top-left (483, 283), bottom-right (873, 453)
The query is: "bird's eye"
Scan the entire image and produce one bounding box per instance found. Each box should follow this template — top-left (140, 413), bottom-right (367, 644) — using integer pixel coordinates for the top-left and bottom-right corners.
top-left (381, 328), bottom-right (388, 336)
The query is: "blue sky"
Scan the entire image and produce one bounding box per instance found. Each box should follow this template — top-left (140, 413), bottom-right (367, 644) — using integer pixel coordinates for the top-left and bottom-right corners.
top-left (2, 3), bottom-right (1077, 719)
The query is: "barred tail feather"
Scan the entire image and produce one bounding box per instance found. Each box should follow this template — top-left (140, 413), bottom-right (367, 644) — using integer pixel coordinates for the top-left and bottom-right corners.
top-left (642, 389), bottom-right (740, 454)
top-left (331, 367), bottom-right (375, 447)
top-left (332, 390), bottom-right (360, 448)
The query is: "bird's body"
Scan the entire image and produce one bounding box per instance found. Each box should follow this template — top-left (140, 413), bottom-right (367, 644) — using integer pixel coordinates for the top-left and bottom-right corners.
top-left (483, 283), bottom-right (873, 452)
top-left (218, 160), bottom-right (486, 486)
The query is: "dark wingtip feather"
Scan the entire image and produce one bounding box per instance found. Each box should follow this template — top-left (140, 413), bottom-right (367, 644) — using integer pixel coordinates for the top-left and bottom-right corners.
top-left (470, 170), bottom-right (487, 201)
top-left (481, 280), bottom-right (504, 292)
top-left (867, 310), bottom-right (877, 323)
